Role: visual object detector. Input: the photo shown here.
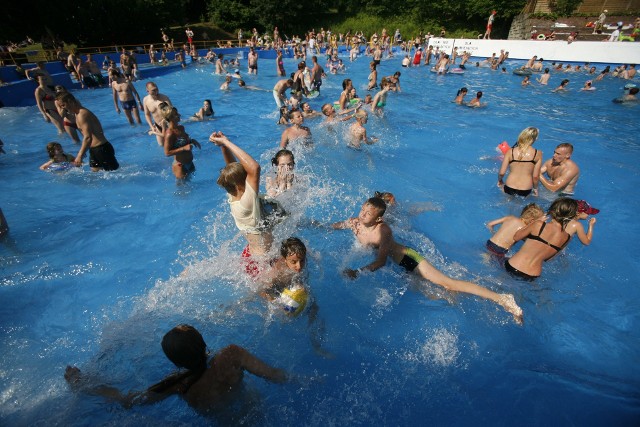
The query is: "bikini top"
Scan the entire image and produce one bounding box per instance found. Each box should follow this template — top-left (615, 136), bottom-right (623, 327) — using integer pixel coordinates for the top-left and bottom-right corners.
top-left (509, 148), bottom-right (538, 164)
top-left (526, 222), bottom-right (570, 260)
top-left (173, 134), bottom-right (190, 149)
top-left (43, 93), bottom-right (55, 102)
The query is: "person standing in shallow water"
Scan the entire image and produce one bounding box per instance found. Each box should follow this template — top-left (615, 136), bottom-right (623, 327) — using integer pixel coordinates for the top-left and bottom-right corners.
top-left (505, 198), bottom-right (596, 280)
top-left (35, 76), bottom-right (65, 134)
top-left (280, 110), bottom-right (311, 149)
top-left (210, 131), bottom-right (273, 276)
top-left (497, 127), bottom-right (543, 197)
top-left (143, 82), bottom-right (173, 145)
top-left (160, 104), bottom-right (201, 180)
top-left (57, 93), bottom-right (119, 171)
top-left (539, 143), bottom-right (580, 196)
top-left (111, 70), bottom-right (143, 125)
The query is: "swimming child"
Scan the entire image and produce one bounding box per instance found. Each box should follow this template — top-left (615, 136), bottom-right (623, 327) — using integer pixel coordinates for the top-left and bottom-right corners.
top-left (552, 79), bottom-right (570, 92)
top-left (453, 87), bottom-right (468, 105)
top-left (64, 325), bottom-right (289, 414)
top-left (371, 83), bottom-right (390, 114)
top-left (266, 149), bottom-right (295, 197)
top-left (580, 80), bottom-right (595, 91)
top-left (467, 91), bottom-right (484, 107)
top-left (259, 237), bottom-right (309, 314)
top-left (280, 110), bottom-right (312, 149)
top-left (277, 105), bottom-right (290, 125)
top-left (349, 109), bottom-right (377, 148)
top-left (521, 76), bottom-right (531, 87)
top-left (332, 197), bottom-right (523, 323)
top-left (39, 142), bottom-right (76, 170)
top-left (300, 102), bottom-right (322, 119)
top-left (193, 99), bottom-right (214, 120)
top-left (486, 203), bottom-right (545, 256)
top-left (220, 75), bottom-right (232, 90)
top-left (321, 103), bottom-right (357, 123)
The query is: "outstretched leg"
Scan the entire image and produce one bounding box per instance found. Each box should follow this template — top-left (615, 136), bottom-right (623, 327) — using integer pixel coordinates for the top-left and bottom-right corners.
top-left (415, 260), bottom-right (523, 324)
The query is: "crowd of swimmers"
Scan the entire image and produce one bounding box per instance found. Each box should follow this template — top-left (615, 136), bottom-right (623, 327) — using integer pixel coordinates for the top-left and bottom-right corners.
top-left (5, 26), bottom-right (630, 416)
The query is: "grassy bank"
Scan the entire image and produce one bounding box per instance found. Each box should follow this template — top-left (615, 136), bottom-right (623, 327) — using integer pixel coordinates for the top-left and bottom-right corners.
top-left (322, 13), bottom-right (486, 40)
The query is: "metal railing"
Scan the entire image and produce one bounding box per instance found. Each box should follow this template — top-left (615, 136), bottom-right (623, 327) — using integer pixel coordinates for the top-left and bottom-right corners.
top-left (0, 39), bottom-right (245, 66)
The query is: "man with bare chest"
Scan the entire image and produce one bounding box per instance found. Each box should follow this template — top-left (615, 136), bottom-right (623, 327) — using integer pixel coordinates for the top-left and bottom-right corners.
top-left (540, 143), bottom-right (580, 196)
top-left (111, 70), bottom-right (142, 124)
top-left (58, 93), bottom-right (119, 171)
top-left (143, 82), bottom-right (172, 144)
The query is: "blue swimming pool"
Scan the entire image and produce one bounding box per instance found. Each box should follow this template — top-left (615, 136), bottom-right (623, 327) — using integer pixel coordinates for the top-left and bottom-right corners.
top-left (1, 52), bottom-right (639, 425)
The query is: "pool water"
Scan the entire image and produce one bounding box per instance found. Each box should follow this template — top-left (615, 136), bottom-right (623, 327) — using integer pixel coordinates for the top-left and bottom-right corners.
top-left (1, 53), bottom-right (639, 425)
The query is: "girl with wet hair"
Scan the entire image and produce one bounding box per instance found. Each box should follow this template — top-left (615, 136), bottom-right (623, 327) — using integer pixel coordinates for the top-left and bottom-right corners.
top-left (266, 149), bottom-right (295, 197)
top-left (454, 87), bottom-right (468, 104)
top-left (505, 198), bottom-right (596, 280)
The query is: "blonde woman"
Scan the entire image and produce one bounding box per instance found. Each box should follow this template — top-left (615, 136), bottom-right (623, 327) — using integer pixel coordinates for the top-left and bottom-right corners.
top-left (497, 127), bottom-right (543, 197)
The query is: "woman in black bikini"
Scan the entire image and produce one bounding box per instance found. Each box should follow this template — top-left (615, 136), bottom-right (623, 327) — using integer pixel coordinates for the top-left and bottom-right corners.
top-left (161, 103), bottom-right (201, 179)
top-left (505, 198), bottom-right (596, 280)
top-left (497, 126), bottom-right (543, 197)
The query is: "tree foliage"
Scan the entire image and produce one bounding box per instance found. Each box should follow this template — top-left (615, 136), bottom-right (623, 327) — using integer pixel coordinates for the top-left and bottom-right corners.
top-left (207, 0), bottom-right (529, 36)
top-left (1, 0), bottom-right (533, 46)
top-left (208, 0), bottom-right (331, 34)
top-left (2, 0), bottom-right (187, 46)
top-left (548, 0), bottom-right (583, 15)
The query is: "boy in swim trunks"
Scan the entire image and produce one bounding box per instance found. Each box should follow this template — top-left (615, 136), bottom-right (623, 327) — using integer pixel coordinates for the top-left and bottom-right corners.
top-left (486, 203), bottom-right (545, 256)
top-left (57, 93), bottom-right (119, 172)
top-left (331, 197), bottom-right (523, 323)
top-left (111, 70), bottom-right (143, 125)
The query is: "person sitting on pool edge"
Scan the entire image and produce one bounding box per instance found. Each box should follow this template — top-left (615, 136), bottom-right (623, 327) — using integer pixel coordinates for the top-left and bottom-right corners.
top-left (64, 324), bottom-right (289, 414)
top-left (331, 197), bottom-right (523, 323)
top-left (210, 131), bottom-right (274, 276)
